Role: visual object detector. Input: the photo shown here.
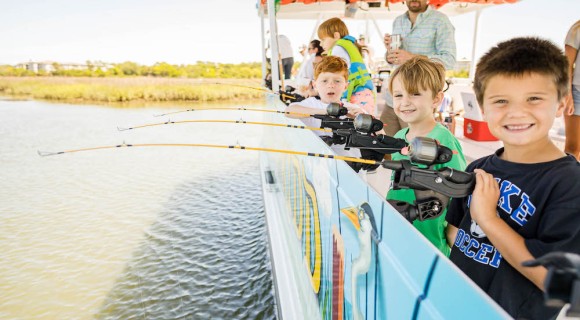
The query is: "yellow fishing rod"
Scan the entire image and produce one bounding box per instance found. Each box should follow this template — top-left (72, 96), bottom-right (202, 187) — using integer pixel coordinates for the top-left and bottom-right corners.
top-left (37, 142), bottom-right (383, 165)
top-left (211, 82), bottom-right (274, 94)
top-left (117, 119), bottom-right (333, 133)
top-left (210, 82), bottom-right (294, 98)
top-left (154, 107), bottom-right (310, 118)
top-left (211, 82), bottom-right (299, 102)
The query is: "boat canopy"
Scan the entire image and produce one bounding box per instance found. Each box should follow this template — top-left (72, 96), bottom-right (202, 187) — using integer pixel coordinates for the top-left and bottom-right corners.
top-left (258, 0), bottom-right (520, 20)
top-left (258, 0), bottom-right (521, 89)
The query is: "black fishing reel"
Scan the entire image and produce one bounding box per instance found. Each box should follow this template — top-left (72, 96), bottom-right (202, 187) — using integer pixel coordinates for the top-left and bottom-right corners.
top-left (279, 85), bottom-right (305, 105)
top-left (523, 252), bottom-right (580, 317)
top-left (335, 114), bottom-right (406, 154)
top-left (312, 103), bottom-right (355, 146)
top-left (334, 114), bottom-right (406, 172)
top-left (383, 137), bottom-right (475, 222)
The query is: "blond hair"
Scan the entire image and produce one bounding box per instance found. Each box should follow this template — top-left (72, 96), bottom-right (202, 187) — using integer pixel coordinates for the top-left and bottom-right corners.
top-left (317, 17), bottom-right (349, 39)
top-left (388, 56), bottom-right (445, 98)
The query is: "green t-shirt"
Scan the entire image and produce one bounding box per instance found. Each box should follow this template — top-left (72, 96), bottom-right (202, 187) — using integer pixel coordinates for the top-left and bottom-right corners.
top-left (386, 123), bottom-right (467, 256)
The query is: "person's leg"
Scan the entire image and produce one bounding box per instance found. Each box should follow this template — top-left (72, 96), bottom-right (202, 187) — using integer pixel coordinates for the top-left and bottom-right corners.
top-left (565, 86), bottom-right (580, 160)
top-left (282, 57), bottom-right (293, 80)
top-left (380, 105), bottom-right (407, 137)
top-left (564, 88), bottom-right (580, 159)
top-left (564, 114), bottom-right (580, 160)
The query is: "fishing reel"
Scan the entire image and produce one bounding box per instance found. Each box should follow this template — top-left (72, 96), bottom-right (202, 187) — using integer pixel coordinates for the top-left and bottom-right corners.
top-left (333, 114), bottom-right (406, 171)
top-left (523, 252), bottom-right (580, 317)
top-left (383, 137), bottom-right (475, 222)
top-left (335, 114), bottom-right (406, 153)
top-left (279, 85), bottom-right (306, 105)
top-left (311, 103), bottom-right (356, 146)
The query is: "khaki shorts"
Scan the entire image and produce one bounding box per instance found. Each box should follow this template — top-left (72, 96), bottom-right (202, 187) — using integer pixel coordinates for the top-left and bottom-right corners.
top-left (379, 105), bottom-right (407, 137)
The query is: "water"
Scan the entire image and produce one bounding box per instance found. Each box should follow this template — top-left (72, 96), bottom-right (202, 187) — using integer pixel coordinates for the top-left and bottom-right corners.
top-left (0, 99), bottom-right (276, 319)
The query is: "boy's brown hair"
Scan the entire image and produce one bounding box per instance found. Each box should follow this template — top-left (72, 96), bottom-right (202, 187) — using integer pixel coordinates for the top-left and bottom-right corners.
top-left (473, 37), bottom-right (569, 107)
top-left (314, 56), bottom-right (349, 80)
top-left (317, 17), bottom-right (349, 40)
top-left (388, 56), bottom-right (446, 98)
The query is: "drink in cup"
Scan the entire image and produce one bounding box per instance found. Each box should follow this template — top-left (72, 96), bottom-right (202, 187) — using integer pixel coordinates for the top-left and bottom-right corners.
top-left (390, 34), bottom-right (401, 51)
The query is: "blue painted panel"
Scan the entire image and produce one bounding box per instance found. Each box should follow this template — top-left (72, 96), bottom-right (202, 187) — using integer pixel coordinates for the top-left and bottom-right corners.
top-left (417, 258), bottom-right (510, 319)
top-left (260, 101), bottom-right (508, 319)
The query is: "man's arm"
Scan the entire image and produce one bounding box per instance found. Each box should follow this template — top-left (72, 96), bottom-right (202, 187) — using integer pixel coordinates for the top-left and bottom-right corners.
top-left (427, 16), bottom-right (456, 70)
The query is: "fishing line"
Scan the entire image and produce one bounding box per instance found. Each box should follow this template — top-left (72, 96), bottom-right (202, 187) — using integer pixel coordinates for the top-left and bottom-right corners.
top-left (154, 107), bottom-right (310, 117)
top-left (117, 119), bottom-right (333, 133)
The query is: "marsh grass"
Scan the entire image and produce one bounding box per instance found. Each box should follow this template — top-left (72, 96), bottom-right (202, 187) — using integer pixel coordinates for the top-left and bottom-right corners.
top-left (0, 77), bottom-right (266, 103)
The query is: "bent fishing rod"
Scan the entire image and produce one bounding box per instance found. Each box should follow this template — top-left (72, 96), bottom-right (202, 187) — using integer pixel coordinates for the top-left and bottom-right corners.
top-left (37, 137), bottom-right (473, 190)
top-left (122, 103), bottom-right (354, 131)
top-left (117, 119), bottom-right (333, 133)
top-left (154, 107), bottom-right (311, 118)
top-left (38, 142), bottom-right (382, 165)
top-left (210, 82), bottom-right (302, 102)
top-left (38, 137), bottom-right (475, 222)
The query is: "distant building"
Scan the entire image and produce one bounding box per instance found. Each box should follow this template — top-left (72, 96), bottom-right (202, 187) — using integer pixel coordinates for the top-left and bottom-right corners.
top-left (15, 61), bottom-right (112, 73)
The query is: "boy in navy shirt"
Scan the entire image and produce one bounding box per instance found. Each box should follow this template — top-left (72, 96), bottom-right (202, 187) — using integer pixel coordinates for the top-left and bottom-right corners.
top-left (446, 37), bottom-right (580, 319)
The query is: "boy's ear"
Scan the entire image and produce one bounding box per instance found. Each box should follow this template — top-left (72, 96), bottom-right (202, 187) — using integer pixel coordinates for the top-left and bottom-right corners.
top-left (432, 91), bottom-right (444, 109)
top-left (333, 32), bottom-right (341, 40)
top-left (555, 95), bottom-right (568, 117)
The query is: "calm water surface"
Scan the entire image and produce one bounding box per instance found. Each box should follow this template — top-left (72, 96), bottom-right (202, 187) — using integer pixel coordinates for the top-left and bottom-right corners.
top-left (0, 99), bottom-right (276, 319)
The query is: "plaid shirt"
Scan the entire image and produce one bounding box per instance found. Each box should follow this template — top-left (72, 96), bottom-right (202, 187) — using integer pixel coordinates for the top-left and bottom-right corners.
top-left (392, 5), bottom-right (456, 70)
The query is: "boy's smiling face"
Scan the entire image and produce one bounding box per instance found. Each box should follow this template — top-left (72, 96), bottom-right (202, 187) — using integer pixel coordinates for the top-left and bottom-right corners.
top-left (391, 76), bottom-right (441, 126)
top-left (313, 71), bottom-right (347, 104)
top-left (482, 72), bottom-right (566, 149)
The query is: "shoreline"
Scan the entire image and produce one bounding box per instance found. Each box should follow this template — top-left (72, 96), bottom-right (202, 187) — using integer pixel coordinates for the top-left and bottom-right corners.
top-left (0, 76), bottom-right (267, 105)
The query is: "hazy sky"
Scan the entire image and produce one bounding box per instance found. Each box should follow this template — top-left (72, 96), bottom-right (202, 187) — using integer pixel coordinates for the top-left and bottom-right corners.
top-left (1, 0), bottom-right (578, 65)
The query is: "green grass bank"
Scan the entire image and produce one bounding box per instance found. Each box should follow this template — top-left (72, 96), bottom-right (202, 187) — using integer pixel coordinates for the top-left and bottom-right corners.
top-left (0, 77), bottom-right (266, 103)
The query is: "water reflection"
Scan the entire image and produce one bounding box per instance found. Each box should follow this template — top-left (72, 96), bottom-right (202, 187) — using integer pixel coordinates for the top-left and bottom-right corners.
top-left (0, 99), bottom-right (276, 319)
top-left (96, 161), bottom-right (275, 319)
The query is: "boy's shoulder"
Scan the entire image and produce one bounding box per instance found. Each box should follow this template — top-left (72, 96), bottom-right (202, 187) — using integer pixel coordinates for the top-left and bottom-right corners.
top-left (289, 96), bottom-right (324, 108)
top-left (468, 150), bottom-right (580, 178)
top-left (430, 123), bottom-right (462, 149)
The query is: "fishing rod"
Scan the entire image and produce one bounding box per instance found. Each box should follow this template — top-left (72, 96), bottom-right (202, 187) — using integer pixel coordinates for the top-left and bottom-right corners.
top-left (154, 107), bottom-right (311, 118)
top-left (211, 82), bottom-right (274, 94)
top-left (211, 82), bottom-right (303, 103)
top-left (125, 103), bottom-right (356, 131)
top-left (38, 137), bottom-right (475, 222)
top-left (117, 119), bottom-right (333, 133)
top-left (37, 142), bottom-right (381, 165)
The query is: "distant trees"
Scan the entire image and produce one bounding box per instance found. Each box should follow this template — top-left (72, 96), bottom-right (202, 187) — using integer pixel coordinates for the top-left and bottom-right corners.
top-left (0, 61), bottom-right (263, 79)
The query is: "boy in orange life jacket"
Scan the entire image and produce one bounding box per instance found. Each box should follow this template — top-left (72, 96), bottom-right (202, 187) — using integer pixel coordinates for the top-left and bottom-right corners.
top-left (445, 37), bottom-right (580, 319)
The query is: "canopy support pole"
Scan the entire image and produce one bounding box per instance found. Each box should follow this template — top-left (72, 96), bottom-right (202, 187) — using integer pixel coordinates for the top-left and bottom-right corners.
top-left (267, 0), bottom-right (280, 92)
top-left (260, 8), bottom-right (267, 87)
top-left (309, 13), bottom-right (323, 42)
top-left (469, 9), bottom-right (482, 81)
top-left (369, 11), bottom-right (383, 39)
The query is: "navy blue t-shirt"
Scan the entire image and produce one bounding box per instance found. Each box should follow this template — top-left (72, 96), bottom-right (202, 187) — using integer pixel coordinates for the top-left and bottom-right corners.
top-left (446, 149), bottom-right (580, 319)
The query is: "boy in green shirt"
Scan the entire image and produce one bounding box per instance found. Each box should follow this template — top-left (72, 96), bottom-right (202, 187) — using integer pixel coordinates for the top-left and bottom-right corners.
top-left (386, 56), bottom-right (466, 256)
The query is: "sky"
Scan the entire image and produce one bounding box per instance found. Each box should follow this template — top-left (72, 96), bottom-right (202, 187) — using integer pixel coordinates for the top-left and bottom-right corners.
top-left (0, 0), bottom-right (578, 66)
